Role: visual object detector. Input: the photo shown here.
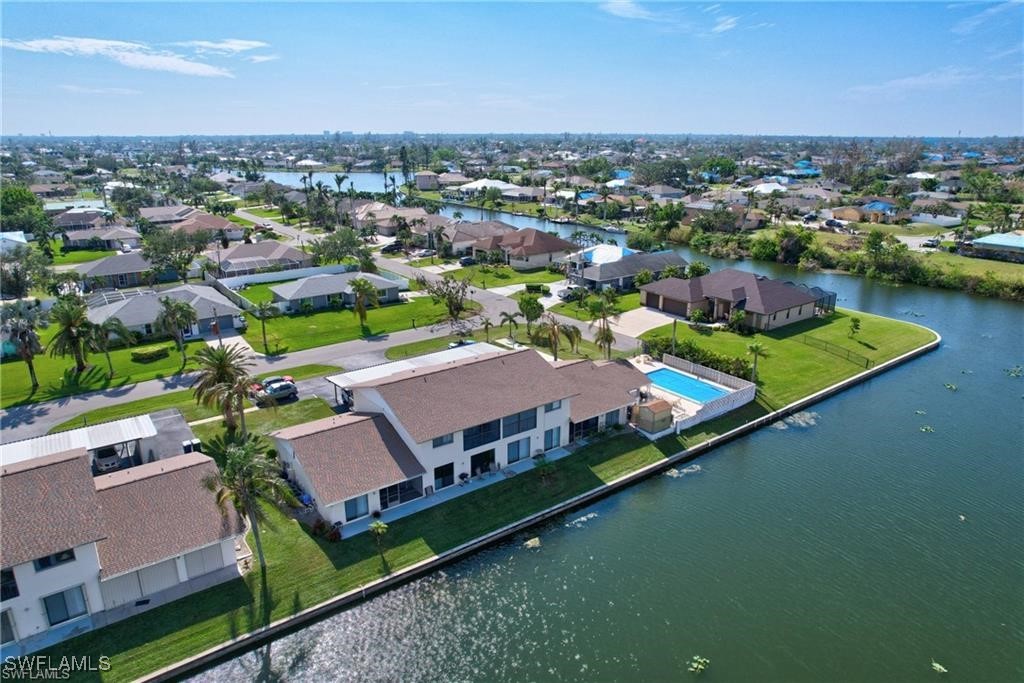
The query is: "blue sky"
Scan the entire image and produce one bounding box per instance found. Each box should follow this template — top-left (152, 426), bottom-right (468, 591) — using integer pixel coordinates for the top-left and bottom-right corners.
top-left (2, 2), bottom-right (1021, 137)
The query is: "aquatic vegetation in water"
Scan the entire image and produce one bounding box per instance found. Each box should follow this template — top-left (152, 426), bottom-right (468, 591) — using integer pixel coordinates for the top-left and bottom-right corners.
top-left (944, 383), bottom-right (958, 392)
top-left (664, 464), bottom-right (702, 478)
top-left (920, 425), bottom-right (935, 433)
top-left (931, 659), bottom-right (948, 674)
top-left (915, 410), bottom-right (927, 415)
top-left (1004, 365), bottom-right (1022, 378)
top-left (564, 512), bottom-right (599, 528)
top-left (688, 655), bottom-right (710, 675)
top-left (523, 537), bottom-right (541, 549)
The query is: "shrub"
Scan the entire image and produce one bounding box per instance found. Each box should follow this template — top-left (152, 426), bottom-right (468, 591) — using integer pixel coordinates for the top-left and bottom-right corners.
top-left (130, 345), bottom-right (170, 363)
top-left (524, 283), bottom-right (543, 293)
top-left (545, 262), bottom-right (562, 274)
top-left (690, 309), bottom-right (707, 323)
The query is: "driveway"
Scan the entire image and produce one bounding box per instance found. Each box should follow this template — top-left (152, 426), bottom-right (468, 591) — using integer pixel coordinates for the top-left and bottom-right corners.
top-left (609, 307), bottom-right (682, 338)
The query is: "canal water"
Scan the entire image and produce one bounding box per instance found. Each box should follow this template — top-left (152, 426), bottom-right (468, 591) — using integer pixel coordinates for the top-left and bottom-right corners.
top-left (196, 208), bottom-right (1024, 682)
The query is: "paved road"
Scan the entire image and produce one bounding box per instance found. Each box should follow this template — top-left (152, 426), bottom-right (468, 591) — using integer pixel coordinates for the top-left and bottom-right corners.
top-left (1, 252), bottom-right (638, 441)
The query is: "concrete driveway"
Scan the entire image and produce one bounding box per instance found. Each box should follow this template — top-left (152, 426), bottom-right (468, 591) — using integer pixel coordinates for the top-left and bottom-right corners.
top-left (609, 307), bottom-right (682, 338)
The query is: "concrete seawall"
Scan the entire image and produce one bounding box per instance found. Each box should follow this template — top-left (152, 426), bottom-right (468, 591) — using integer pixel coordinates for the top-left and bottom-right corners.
top-left (143, 328), bottom-right (941, 682)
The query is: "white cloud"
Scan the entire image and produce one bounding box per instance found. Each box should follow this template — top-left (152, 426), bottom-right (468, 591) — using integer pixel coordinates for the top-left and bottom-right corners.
top-left (703, 4), bottom-right (721, 13)
top-left (846, 67), bottom-right (975, 96)
top-left (175, 39), bottom-right (269, 54)
top-left (58, 84), bottom-right (141, 95)
top-left (245, 54), bottom-right (279, 63)
top-left (711, 15), bottom-right (739, 32)
top-left (986, 44), bottom-right (1022, 61)
top-left (378, 81), bottom-right (450, 90)
top-left (599, 0), bottom-right (656, 21)
top-left (952, 1), bottom-right (1022, 35)
top-left (1, 36), bottom-right (232, 77)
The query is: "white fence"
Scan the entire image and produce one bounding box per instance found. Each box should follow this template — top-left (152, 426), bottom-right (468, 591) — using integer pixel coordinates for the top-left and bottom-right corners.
top-left (911, 213), bottom-right (962, 228)
top-left (661, 354), bottom-right (757, 433)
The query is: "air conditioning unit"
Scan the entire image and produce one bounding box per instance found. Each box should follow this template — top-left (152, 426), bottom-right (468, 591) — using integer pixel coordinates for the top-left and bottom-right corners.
top-left (425, 485), bottom-right (434, 496)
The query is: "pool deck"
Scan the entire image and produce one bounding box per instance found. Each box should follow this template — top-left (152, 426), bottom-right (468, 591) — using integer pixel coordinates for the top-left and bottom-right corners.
top-left (629, 356), bottom-right (729, 415)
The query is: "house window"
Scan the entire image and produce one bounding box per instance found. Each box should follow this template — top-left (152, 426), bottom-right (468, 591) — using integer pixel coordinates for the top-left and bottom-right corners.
top-left (463, 419), bottom-right (501, 451)
top-left (34, 549), bottom-right (75, 572)
top-left (506, 437), bottom-right (531, 464)
top-left (432, 433), bottom-right (453, 448)
top-left (502, 408), bottom-right (537, 438)
top-left (1, 610), bottom-right (14, 645)
top-left (379, 477), bottom-right (422, 510)
top-left (344, 495), bottom-right (369, 522)
top-left (605, 409), bottom-right (620, 427)
top-left (786, 309), bottom-right (790, 319)
top-left (42, 586), bottom-right (88, 626)
top-left (144, 324), bottom-right (153, 336)
top-left (116, 274), bottom-right (128, 287)
top-left (434, 463), bottom-right (454, 490)
top-left (798, 306), bottom-right (803, 315)
top-left (0, 570), bottom-right (18, 600)
top-left (544, 426), bottom-right (561, 451)
top-left (544, 400), bottom-right (561, 413)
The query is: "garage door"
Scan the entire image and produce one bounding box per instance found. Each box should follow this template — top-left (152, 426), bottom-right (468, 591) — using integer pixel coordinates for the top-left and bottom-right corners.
top-left (100, 573), bottom-right (143, 609)
top-left (661, 297), bottom-right (688, 316)
top-left (185, 544), bottom-right (224, 579)
top-left (138, 559), bottom-right (179, 596)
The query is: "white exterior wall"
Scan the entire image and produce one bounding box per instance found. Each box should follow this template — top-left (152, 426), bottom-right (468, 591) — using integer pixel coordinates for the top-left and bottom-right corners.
top-left (508, 251), bottom-right (562, 270)
top-left (759, 302), bottom-right (816, 330)
top-left (2, 543), bottom-right (103, 643)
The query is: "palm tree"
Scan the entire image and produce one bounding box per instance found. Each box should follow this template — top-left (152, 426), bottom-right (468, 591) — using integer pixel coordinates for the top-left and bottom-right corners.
top-left (48, 298), bottom-right (93, 374)
top-left (562, 324), bottom-right (582, 354)
top-left (499, 311), bottom-right (520, 340)
top-left (532, 313), bottom-right (566, 361)
top-left (89, 317), bottom-right (134, 379)
top-left (588, 297), bottom-right (618, 361)
top-left (191, 344), bottom-right (255, 433)
top-left (452, 210), bottom-right (464, 221)
top-left (368, 519), bottom-right (389, 570)
top-left (203, 440), bottom-right (296, 571)
top-left (746, 342), bottom-right (767, 385)
top-left (252, 301), bottom-right (280, 354)
top-left (155, 297), bottom-right (198, 367)
top-left (349, 277), bottom-right (380, 328)
top-left (0, 302), bottom-right (47, 389)
top-left (481, 316), bottom-right (493, 342)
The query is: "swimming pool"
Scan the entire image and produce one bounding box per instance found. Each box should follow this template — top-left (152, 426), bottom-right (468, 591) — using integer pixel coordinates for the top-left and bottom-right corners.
top-left (646, 367), bottom-right (730, 404)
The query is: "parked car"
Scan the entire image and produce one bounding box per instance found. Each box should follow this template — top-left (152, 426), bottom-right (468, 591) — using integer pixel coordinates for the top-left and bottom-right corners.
top-left (458, 256), bottom-right (477, 266)
top-left (923, 238), bottom-right (941, 248)
top-left (448, 339), bottom-right (475, 348)
top-left (249, 375), bottom-right (294, 397)
top-left (93, 447), bottom-right (123, 473)
top-left (824, 219), bottom-right (843, 229)
top-left (256, 380), bottom-right (298, 405)
top-left (558, 286), bottom-right (587, 301)
top-left (411, 248), bottom-right (436, 258)
top-left (380, 242), bottom-right (403, 254)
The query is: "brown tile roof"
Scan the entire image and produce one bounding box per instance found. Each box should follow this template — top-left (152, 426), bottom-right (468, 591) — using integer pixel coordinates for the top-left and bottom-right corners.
top-left (474, 227), bottom-right (575, 258)
top-left (555, 360), bottom-right (650, 422)
top-left (1, 449), bottom-right (106, 569)
top-left (273, 413), bottom-right (425, 506)
top-left (353, 349), bottom-right (577, 443)
top-left (94, 452), bottom-right (243, 578)
top-left (640, 269), bottom-right (818, 315)
top-left (172, 211), bottom-right (235, 235)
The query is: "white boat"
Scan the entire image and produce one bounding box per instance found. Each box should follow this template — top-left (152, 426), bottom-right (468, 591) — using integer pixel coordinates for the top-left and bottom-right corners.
top-left (601, 225), bottom-right (626, 234)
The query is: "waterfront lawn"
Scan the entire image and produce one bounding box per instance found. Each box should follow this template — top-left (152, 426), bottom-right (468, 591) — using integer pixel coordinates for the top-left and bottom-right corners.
top-left (446, 264), bottom-right (564, 289)
top-left (640, 308), bottom-right (937, 409)
top-left (46, 364), bottom-right (341, 433)
top-left (919, 250), bottom-right (1024, 280)
top-left (241, 297), bottom-right (465, 353)
top-left (0, 333), bottom-right (202, 409)
top-left (384, 327), bottom-right (633, 362)
top-left (549, 291), bottom-right (642, 321)
top-left (189, 397), bottom-right (336, 445)
top-left (45, 433), bottom-right (667, 682)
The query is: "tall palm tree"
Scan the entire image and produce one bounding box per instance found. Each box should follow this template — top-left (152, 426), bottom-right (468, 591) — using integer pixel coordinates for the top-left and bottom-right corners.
top-left (203, 440), bottom-right (296, 571)
top-left (349, 277), bottom-right (380, 328)
top-left (191, 344), bottom-right (255, 433)
top-left (562, 324), bottom-right (582, 354)
top-left (0, 302), bottom-right (47, 389)
top-left (155, 297), bottom-right (198, 367)
top-left (47, 298), bottom-right (93, 374)
top-left (252, 301), bottom-right (280, 354)
top-left (499, 311), bottom-right (520, 340)
top-left (531, 313), bottom-right (566, 361)
top-left (89, 317), bottom-right (134, 379)
top-left (588, 297), bottom-right (619, 361)
top-left (480, 316), bottom-right (493, 342)
top-left (746, 342), bottom-right (768, 385)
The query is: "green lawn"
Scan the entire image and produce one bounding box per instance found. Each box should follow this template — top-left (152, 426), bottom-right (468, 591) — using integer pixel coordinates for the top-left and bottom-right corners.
top-left (189, 397), bottom-right (336, 444)
top-left (549, 291), bottom-right (642, 321)
top-left (0, 331), bottom-right (203, 409)
top-left (242, 297), bottom-right (469, 353)
top-left (384, 326), bottom-right (633, 362)
top-left (445, 264), bottom-right (565, 289)
top-left (239, 280), bottom-right (295, 305)
top-left (37, 240), bottom-right (114, 265)
top-left (45, 432), bottom-right (670, 682)
top-left (46, 364), bottom-right (341, 433)
top-left (855, 222), bottom-right (950, 238)
top-left (244, 207), bottom-right (283, 219)
top-left (641, 307), bottom-right (937, 409)
top-left (919, 250), bottom-right (1024, 279)
top-left (227, 214), bottom-right (255, 228)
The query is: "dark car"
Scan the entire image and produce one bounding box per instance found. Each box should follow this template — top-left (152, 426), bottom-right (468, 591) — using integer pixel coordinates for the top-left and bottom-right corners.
top-left (459, 256), bottom-right (477, 266)
top-left (380, 242), bottom-right (403, 254)
top-left (824, 219), bottom-right (842, 228)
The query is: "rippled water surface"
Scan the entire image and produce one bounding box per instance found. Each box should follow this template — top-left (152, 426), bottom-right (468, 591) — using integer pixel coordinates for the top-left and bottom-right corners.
top-left (197, 264), bottom-right (1024, 682)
